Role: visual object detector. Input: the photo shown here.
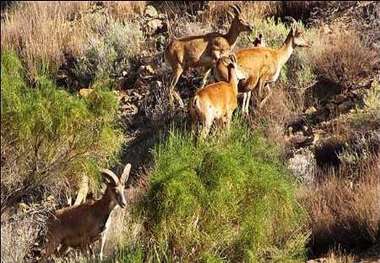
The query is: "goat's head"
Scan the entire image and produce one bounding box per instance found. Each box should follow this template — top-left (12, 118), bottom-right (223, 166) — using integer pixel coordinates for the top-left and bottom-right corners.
top-left (100, 163), bottom-right (131, 208)
top-left (228, 4), bottom-right (254, 34)
top-left (286, 17), bottom-right (311, 48)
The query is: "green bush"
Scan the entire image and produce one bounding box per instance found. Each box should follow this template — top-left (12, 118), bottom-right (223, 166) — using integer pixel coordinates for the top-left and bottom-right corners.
top-left (1, 50), bottom-right (123, 208)
top-left (136, 119), bottom-right (308, 262)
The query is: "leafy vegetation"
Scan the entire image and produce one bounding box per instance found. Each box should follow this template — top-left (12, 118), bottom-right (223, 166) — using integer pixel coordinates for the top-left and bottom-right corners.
top-left (1, 50), bottom-right (123, 209)
top-left (134, 119), bottom-right (308, 262)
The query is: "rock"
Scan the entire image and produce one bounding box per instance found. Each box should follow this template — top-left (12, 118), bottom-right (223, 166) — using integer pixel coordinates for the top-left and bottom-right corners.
top-left (146, 18), bottom-right (163, 34)
top-left (338, 100), bottom-right (355, 112)
top-left (305, 106), bottom-right (317, 115)
top-left (287, 149), bottom-right (316, 184)
top-left (145, 5), bottom-right (158, 18)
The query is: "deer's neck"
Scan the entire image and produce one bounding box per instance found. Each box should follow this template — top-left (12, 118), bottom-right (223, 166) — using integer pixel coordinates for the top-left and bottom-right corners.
top-left (225, 23), bottom-right (240, 48)
top-left (277, 33), bottom-right (294, 67)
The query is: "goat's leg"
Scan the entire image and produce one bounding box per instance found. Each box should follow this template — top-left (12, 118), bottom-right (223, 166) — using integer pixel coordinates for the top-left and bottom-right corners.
top-left (169, 66), bottom-right (184, 108)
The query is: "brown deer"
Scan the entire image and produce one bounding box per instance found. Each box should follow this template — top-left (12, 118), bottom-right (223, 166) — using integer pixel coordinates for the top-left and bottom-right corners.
top-left (164, 4), bottom-right (253, 108)
top-left (41, 164), bottom-right (131, 261)
top-left (213, 17), bottom-right (310, 115)
top-left (190, 54), bottom-right (239, 138)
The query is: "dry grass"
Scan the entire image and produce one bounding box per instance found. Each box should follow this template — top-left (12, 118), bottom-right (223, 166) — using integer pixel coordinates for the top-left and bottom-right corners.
top-left (249, 86), bottom-right (303, 154)
top-left (306, 24), bottom-right (377, 89)
top-left (299, 158), bottom-right (380, 256)
top-left (102, 1), bottom-right (146, 21)
top-left (1, 1), bottom-right (90, 78)
top-left (0, 1), bottom-right (144, 80)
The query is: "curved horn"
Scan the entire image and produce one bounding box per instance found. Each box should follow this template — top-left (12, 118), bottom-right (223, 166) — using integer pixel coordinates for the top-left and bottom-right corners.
top-left (120, 163), bottom-right (131, 184)
top-left (230, 4), bottom-right (241, 16)
top-left (100, 168), bottom-right (119, 185)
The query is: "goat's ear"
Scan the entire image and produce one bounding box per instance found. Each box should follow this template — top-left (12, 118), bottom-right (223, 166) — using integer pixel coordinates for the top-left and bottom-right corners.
top-left (120, 163), bottom-right (131, 184)
top-left (100, 168), bottom-right (119, 186)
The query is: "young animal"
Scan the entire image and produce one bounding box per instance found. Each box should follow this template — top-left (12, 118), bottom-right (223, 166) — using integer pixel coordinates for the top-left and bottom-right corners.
top-left (214, 17), bottom-right (310, 114)
top-left (190, 55), bottom-right (239, 138)
top-left (41, 164), bottom-right (132, 261)
top-left (164, 4), bottom-right (253, 108)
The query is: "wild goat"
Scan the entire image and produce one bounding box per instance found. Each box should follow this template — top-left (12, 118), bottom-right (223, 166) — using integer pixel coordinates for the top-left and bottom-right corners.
top-left (213, 17), bottom-right (310, 115)
top-left (190, 55), bottom-right (238, 138)
top-left (164, 4), bottom-right (253, 108)
top-left (41, 164), bottom-right (132, 261)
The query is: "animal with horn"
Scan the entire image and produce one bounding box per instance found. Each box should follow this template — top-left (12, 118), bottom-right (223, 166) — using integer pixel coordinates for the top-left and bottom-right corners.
top-left (213, 17), bottom-right (311, 115)
top-left (164, 4), bottom-right (254, 108)
top-left (40, 164), bottom-right (132, 261)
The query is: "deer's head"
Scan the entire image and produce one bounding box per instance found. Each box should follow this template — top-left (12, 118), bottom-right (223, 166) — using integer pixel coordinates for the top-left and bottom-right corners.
top-left (286, 17), bottom-right (311, 48)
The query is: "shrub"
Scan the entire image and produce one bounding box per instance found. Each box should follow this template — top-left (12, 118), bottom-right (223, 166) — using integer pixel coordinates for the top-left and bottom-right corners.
top-left (0, 1), bottom-right (91, 79)
top-left (299, 161), bottom-right (380, 256)
top-left (306, 25), bottom-right (377, 89)
top-left (136, 119), bottom-right (308, 262)
top-left (73, 17), bottom-right (144, 85)
top-left (0, 50), bottom-right (123, 210)
top-left (0, 1), bottom-right (145, 82)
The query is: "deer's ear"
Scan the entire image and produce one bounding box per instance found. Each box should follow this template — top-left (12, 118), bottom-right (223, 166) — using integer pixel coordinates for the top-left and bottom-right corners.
top-left (120, 163), bottom-right (131, 184)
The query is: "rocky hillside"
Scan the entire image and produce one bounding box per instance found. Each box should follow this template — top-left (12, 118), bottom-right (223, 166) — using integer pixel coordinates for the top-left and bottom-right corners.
top-left (1, 1), bottom-right (379, 262)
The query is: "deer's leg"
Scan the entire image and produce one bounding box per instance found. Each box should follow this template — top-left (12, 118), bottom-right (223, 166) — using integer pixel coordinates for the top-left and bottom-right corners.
top-left (242, 91), bottom-right (252, 115)
top-left (200, 116), bottom-right (213, 140)
top-left (169, 66), bottom-right (184, 108)
top-left (259, 83), bottom-right (272, 109)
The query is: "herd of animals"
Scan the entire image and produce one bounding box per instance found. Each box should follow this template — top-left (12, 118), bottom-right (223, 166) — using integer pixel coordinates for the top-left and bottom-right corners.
top-left (36, 4), bottom-right (311, 261)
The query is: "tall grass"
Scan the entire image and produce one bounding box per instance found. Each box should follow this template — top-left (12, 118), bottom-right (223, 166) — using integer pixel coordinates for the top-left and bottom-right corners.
top-left (131, 118), bottom-right (308, 262)
top-left (299, 159), bottom-right (380, 256)
top-left (0, 1), bottom-right (145, 81)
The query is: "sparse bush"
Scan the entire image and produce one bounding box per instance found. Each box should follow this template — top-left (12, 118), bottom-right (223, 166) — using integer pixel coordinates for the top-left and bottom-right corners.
top-left (136, 118), bottom-right (308, 262)
top-left (306, 25), bottom-right (377, 89)
top-left (73, 17), bottom-right (144, 86)
top-left (1, 50), bottom-right (123, 210)
top-left (0, 1), bottom-right (145, 82)
top-left (300, 161), bottom-right (380, 256)
top-left (0, 1), bottom-right (91, 79)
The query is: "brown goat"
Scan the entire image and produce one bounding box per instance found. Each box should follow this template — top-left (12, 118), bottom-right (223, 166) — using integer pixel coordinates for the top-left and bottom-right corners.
top-left (164, 4), bottom-right (253, 108)
top-left (41, 164), bottom-right (131, 261)
top-left (213, 17), bottom-right (311, 115)
top-left (190, 55), bottom-right (239, 138)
